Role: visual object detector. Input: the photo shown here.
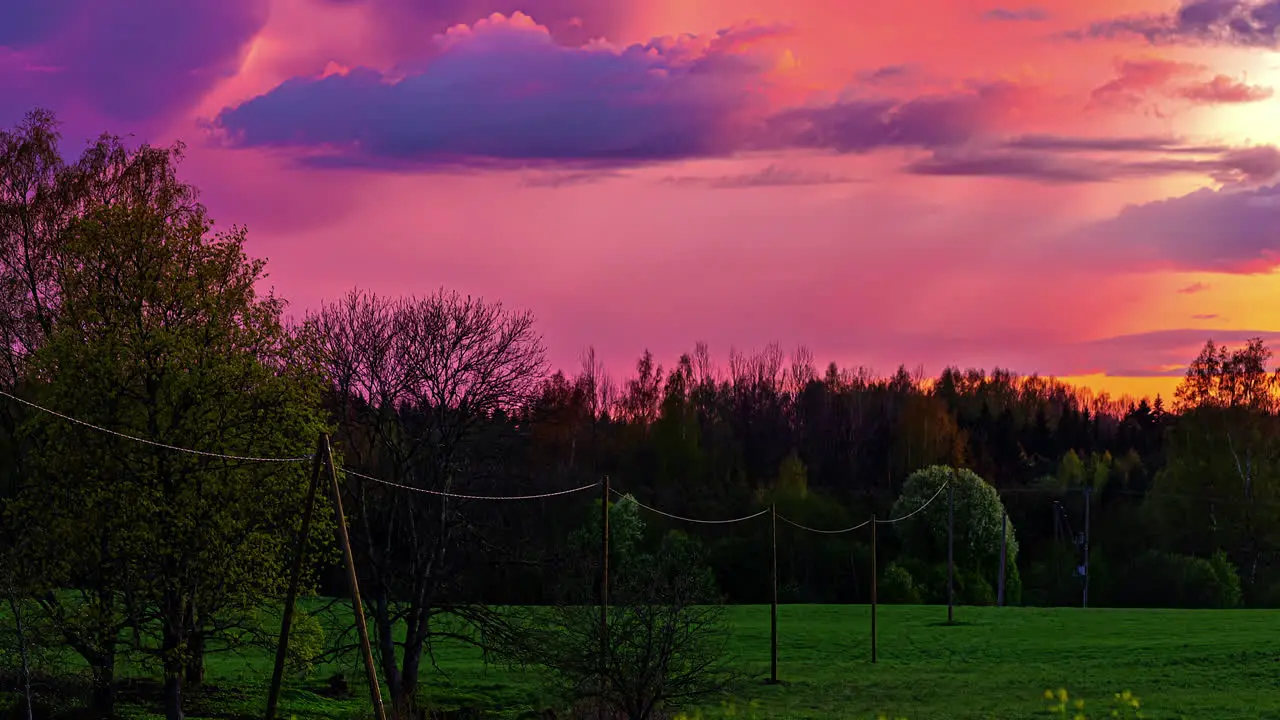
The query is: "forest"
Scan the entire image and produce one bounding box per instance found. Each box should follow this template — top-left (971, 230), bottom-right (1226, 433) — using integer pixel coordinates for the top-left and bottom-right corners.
top-left (1, 110), bottom-right (1276, 719)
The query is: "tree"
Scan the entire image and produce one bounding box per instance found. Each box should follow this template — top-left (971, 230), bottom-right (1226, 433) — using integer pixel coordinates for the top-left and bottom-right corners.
top-left (514, 496), bottom-right (732, 720)
top-left (1150, 339), bottom-right (1280, 591)
top-left (305, 288), bottom-right (546, 715)
top-left (11, 191), bottom-right (327, 720)
top-left (892, 465), bottom-right (1018, 597)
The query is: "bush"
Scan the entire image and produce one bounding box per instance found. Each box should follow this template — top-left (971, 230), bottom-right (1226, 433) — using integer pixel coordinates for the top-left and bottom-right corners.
top-left (1208, 550), bottom-right (1243, 609)
top-left (879, 563), bottom-right (921, 604)
top-left (285, 609), bottom-right (326, 679)
top-left (1114, 550), bottom-right (1242, 608)
top-left (953, 568), bottom-right (995, 606)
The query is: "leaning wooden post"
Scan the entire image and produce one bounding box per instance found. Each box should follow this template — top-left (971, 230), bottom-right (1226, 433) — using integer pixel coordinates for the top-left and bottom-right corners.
top-left (322, 435), bottom-right (387, 720)
top-left (770, 503), bottom-right (779, 684)
top-left (870, 514), bottom-right (878, 664)
top-left (265, 436), bottom-right (325, 720)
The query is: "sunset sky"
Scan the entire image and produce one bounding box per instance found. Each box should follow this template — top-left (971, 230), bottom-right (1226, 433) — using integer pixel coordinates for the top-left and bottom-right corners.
top-left (4, 0), bottom-right (1280, 399)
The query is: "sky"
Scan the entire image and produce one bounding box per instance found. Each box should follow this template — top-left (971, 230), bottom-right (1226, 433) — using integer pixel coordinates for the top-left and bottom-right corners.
top-left (4, 0), bottom-right (1280, 400)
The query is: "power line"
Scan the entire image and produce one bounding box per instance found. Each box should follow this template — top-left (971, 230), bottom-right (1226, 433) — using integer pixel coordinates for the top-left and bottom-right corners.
top-left (776, 481), bottom-right (950, 533)
top-left (1, 389), bottom-right (593, 502)
top-left (875, 481), bottom-right (949, 524)
top-left (342, 467), bottom-right (598, 501)
top-left (777, 515), bottom-right (871, 535)
top-left (0, 389), bottom-right (311, 463)
top-left (612, 488), bottom-right (771, 524)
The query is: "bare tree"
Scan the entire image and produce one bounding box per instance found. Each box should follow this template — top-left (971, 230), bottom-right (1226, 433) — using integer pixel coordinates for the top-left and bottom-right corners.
top-left (305, 288), bottom-right (547, 715)
top-left (578, 345), bottom-right (615, 422)
top-left (788, 345), bottom-right (816, 397)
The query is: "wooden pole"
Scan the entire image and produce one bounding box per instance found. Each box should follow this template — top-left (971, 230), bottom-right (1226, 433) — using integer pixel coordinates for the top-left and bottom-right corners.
top-left (322, 435), bottom-right (387, 720)
top-left (265, 436), bottom-right (325, 720)
top-left (600, 475), bottom-right (610, 678)
top-left (770, 503), bottom-right (778, 684)
top-left (1083, 486), bottom-right (1091, 610)
top-left (998, 509), bottom-right (1007, 608)
top-left (870, 514), bottom-right (877, 664)
top-left (947, 481), bottom-right (955, 625)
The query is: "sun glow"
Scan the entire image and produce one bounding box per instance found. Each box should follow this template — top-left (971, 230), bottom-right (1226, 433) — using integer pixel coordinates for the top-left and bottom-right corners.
top-left (1187, 52), bottom-right (1280, 147)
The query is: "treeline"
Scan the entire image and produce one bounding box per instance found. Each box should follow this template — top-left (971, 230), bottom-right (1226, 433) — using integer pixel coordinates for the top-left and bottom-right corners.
top-left (2, 110), bottom-right (1279, 718)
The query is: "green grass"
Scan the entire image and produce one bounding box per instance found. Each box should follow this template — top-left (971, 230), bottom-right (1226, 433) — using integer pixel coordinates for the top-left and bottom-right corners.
top-left (16, 604), bottom-right (1280, 719)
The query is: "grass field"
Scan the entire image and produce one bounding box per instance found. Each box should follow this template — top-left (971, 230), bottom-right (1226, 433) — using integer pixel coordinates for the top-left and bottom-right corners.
top-left (19, 604), bottom-right (1280, 719)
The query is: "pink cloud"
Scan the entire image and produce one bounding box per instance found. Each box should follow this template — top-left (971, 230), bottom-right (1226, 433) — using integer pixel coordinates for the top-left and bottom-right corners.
top-left (1177, 74), bottom-right (1275, 102)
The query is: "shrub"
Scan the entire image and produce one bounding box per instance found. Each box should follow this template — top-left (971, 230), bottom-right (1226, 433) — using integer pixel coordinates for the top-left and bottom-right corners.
top-left (879, 563), bottom-right (921, 604)
top-left (1208, 550), bottom-right (1243, 609)
top-left (953, 568), bottom-right (995, 606)
top-left (1115, 550), bottom-right (1242, 609)
top-left (285, 609), bottom-right (326, 679)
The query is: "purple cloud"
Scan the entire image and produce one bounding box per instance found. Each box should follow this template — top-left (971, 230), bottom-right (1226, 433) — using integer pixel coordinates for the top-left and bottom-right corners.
top-left (857, 64), bottom-right (916, 83)
top-left (1077, 182), bottom-right (1280, 273)
top-left (1192, 313), bottom-right (1219, 319)
top-left (664, 164), bottom-right (864, 189)
top-left (0, 0), bottom-right (267, 134)
top-left (763, 81), bottom-right (1031, 153)
top-left (1178, 282), bottom-right (1211, 294)
top-left (907, 151), bottom-right (1112, 182)
top-left (1125, 145), bottom-right (1280, 184)
top-left (215, 14), bottom-right (1041, 169)
top-left (1071, 0), bottom-right (1280, 48)
top-left (312, 0), bottom-right (631, 49)
top-left (982, 7), bottom-right (1051, 22)
top-left (213, 15), bottom-right (786, 168)
top-left (1003, 134), bottom-right (1224, 153)
top-left (905, 141), bottom-right (1280, 184)
top-left (1066, 329), bottom-right (1280, 377)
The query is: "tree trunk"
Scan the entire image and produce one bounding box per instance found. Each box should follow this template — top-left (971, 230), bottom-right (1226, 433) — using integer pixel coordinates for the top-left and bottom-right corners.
top-left (184, 633), bottom-right (205, 689)
top-left (89, 660), bottom-right (116, 719)
top-left (163, 664), bottom-right (185, 720)
top-left (162, 605), bottom-right (187, 720)
top-left (373, 595), bottom-right (403, 708)
top-left (398, 630), bottom-right (425, 717)
top-left (6, 592), bottom-right (34, 720)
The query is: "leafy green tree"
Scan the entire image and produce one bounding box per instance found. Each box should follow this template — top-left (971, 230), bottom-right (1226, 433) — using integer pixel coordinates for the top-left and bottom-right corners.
top-left (1148, 339), bottom-right (1280, 592)
top-left (892, 465), bottom-right (1018, 599)
top-left (12, 194), bottom-right (327, 720)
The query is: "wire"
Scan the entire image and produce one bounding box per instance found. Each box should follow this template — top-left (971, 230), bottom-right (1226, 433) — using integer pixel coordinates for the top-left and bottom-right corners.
top-left (611, 488), bottom-right (770, 525)
top-left (875, 481), bottom-right (949, 524)
top-left (777, 514), bottom-right (871, 535)
top-left (0, 389), bottom-right (312, 463)
top-left (343, 467), bottom-right (599, 501)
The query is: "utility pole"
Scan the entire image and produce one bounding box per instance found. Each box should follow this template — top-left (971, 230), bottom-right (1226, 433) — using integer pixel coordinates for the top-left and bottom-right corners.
top-left (1083, 486), bottom-right (1091, 609)
top-left (265, 436), bottom-right (324, 720)
top-left (770, 503), bottom-right (778, 684)
top-left (947, 481), bottom-right (955, 625)
top-left (998, 508), bottom-right (1008, 608)
top-left (600, 475), bottom-right (610, 678)
top-left (870, 515), bottom-right (877, 664)
top-left (322, 435), bottom-right (387, 720)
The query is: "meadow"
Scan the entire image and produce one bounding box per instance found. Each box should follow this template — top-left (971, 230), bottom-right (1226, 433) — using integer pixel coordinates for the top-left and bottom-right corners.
top-left (32, 604), bottom-right (1280, 720)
